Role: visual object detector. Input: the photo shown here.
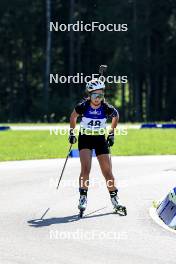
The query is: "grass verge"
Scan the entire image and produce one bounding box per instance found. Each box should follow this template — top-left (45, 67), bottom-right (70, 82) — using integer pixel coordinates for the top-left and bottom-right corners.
top-left (0, 129), bottom-right (176, 161)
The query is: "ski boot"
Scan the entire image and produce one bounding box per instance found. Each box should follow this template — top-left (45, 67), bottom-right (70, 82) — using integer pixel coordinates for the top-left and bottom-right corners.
top-left (110, 189), bottom-right (127, 216)
top-left (78, 189), bottom-right (88, 218)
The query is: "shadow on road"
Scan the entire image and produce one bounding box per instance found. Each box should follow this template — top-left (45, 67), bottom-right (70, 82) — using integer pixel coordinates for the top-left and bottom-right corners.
top-left (28, 214), bottom-right (80, 227)
top-left (28, 208), bottom-right (114, 228)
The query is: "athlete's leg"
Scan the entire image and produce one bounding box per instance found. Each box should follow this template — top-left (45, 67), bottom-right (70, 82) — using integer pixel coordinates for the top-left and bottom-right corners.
top-left (97, 153), bottom-right (117, 192)
top-left (79, 149), bottom-right (92, 190)
top-left (97, 153), bottom-right (126, 214)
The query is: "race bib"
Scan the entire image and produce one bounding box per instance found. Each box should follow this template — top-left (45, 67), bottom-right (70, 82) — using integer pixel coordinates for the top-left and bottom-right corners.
top-left (80, 117), bottom-right (106, 131)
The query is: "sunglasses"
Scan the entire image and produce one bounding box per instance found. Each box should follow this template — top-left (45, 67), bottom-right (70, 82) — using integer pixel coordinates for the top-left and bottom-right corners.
top-left (91, 93), bottom-right (104, 100)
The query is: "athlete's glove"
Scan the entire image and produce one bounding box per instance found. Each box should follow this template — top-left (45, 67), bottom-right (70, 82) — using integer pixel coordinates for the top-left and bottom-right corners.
top-left (107, 132), bottom-right (114, 147)
top-left (69, 129), bottom-right (77, 144)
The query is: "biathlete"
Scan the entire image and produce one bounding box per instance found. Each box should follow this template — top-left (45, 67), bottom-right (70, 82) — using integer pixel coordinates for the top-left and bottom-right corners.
top-left (69, 79), bottom-right (127, 217)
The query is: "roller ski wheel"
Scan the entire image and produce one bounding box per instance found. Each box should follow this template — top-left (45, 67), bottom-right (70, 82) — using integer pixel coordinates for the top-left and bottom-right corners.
top-left (114, 205), bottom-right (127, 216)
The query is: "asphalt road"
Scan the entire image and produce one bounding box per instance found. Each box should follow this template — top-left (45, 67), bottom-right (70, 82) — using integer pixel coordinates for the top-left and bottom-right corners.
top-left (0, 156), bottom-right (176, 264)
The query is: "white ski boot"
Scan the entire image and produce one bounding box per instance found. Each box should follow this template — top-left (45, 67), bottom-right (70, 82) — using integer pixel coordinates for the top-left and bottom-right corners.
top-left (110, 190), bottom-right (127, 216)
top-left (78, 195), bottom-right (87, 218)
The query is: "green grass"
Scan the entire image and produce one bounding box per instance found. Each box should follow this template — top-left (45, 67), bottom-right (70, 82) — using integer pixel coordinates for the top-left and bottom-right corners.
top-left (111, 129), bottom-right (176, 156)
top-left (0, 129), bottom-right (176, 161)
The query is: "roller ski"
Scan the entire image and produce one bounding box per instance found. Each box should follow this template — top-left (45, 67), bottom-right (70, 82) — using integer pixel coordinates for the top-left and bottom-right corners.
top-left (78, 195), bottom-right (87, 218)
top-left (110, 190), bottom-right (127, 216)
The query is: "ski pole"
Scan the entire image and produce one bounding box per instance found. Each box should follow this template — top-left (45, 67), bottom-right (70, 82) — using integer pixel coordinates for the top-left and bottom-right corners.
top-left (39, 145), bottom-right (72, 220)
top-left (56, 144), bottom-right (72, 190)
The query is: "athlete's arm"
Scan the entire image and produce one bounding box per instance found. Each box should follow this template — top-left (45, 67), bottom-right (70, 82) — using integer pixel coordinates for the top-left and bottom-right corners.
top-left (70, 110), bottom-right (79, 131)
top-left (109, 115), bottom-right (119, 134)
top-left (70, 98), bottom-right (87, 130)
top-left (69, 99), bottom-right (86, 143)
top-left (104, 102), bottom-right (119, 134)
top-left (105, 104), bottom-right (119, 146)
top-left (69, 110), bottom-right (79, 144)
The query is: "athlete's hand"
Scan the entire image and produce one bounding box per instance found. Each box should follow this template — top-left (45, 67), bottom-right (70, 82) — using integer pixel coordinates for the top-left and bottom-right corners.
top-left (107, 132), bottom-right (114, 147)
top-left (69, 130), bottom-right (77, 144)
